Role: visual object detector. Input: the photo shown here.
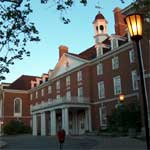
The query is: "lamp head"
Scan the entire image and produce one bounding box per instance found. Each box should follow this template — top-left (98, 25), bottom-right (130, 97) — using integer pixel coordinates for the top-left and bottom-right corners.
top-left (124, 13), bottom-right (143, 41)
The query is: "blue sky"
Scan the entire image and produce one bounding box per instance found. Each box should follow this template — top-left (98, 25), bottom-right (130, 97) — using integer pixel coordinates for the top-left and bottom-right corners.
top-left (3, 0), bottom-right (133, 83)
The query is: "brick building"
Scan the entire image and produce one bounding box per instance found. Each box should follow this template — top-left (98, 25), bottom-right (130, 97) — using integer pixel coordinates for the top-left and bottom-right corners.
top-left (0, 3), bottom-right (149, 136)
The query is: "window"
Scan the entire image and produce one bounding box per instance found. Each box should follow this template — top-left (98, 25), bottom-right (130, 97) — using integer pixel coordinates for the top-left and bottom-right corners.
top-left (112, 56), bottom-right (119, 70)
top-left (41, 89), bottom-right (44, 96)
top-left (66, 91), bottom-right (71, 99)
top-left (66, 76), bottom-right (70, 86)
top-left (14, 98), bottom-right (22, 117)
top-left (35, 91), bottom-right (38, 99)
top-left (48, 85), bottom-right (52, 94)
top-left (56, 81), bottom-right (60, 90)
top-left (98, 81), bottom-right (105, 98)
top-left (99, 105), bottom-right (107, 128)
top-left (56, 94), bottom-right (60, 99)
top-left (111, 39), bottom-right (118, 49)
top-left (78, 87), bottom-right (83, 97)
top-left (99, 25), bottom-right (104, 33)
top-left (113, 76), bottom-right (121, 95)
top-left (77, 71), bottom-right (82, 82)
top-left (97, 63), bottom-right (103, 75)
top-left (131, 70), bottom-right (139, 90)
top-left (96, 46), bottom-right (103, 57)
top-left (129, 49), bottom-right (135, 63)
top-left (30, 94), bottom-right (33, 101)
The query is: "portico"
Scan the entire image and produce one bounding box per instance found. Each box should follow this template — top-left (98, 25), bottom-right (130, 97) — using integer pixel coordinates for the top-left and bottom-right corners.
top-left (31, 97), bottom-right (91, 136)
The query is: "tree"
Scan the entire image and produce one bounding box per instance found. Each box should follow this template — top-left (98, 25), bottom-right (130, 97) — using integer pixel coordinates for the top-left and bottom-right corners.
top-left (0, 0), bottom-right (39, 81)
top-left (0, 0), bottom-right (148, 81)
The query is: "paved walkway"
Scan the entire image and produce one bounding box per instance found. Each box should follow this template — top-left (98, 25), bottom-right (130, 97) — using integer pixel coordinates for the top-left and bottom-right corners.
top-left (0, 140), bottom-right (7, 149)
top-left (0, 134), bottom-right (147, 150)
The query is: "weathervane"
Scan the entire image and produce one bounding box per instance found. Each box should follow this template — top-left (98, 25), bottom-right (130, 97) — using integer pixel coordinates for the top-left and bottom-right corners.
top-left (95, 1), bottom-right (103, 13)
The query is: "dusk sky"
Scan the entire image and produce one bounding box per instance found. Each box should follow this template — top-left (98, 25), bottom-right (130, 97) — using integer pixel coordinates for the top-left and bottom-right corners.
top-left (3, 0), bottom-right (133, 83)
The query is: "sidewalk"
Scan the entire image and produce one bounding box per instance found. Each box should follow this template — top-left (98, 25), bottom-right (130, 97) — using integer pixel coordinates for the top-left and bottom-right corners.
top-left (0, 140), bottom-right (7, 148)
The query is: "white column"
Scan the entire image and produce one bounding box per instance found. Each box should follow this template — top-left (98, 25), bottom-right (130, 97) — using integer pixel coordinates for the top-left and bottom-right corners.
top-left (85, 109), bottom-right (89, 131)
top-left (50, 110), bottom-right (56, 135)
top-left (41, 112), bottom-right (46, 136)
top-left (88, 107), bottom-right (92, 132)
top-left (62, 108), bottom-right (69, 135)
top-left (32, 114), bottom-right (37, 136)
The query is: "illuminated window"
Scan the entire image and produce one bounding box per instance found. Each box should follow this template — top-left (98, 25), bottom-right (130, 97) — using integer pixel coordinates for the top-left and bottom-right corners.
top-left (113, 75), bottom-right (121, 95)
top-left (131, 70), bottom-right (138, 90)
top-left (14, 98), bottom-right (22, 117)
top-left (98, 81), bottom-right (105, 98)
top-left (112, 56), bottom-right (119, 70)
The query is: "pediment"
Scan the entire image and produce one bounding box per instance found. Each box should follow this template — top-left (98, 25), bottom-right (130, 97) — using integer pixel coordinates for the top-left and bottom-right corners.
top-left (50, 53), bottom-right (88, 79)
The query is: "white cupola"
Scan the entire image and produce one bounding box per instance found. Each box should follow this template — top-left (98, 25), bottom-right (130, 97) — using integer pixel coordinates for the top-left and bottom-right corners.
top-left (93, 12), bottom-right (108, 44)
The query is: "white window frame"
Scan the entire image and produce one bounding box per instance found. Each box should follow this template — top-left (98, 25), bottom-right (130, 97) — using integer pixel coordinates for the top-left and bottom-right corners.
top-left (35, 91), bottom-right (38, 99)
top-left (66, 76), bottom-right (70, 86)
top-left (14, 98), bottom-right (22, 117)
top-left (113, 75), bottom-right (122, 95)
top-left (48, 85), bottom-right (52, 94)
top-left (41, 89), bottom-right (44, 97)
top-left (99, 105), bottom-right (107, 128)
top-left (56, 80), bottom-right (60, 90)
top-left (112, 56), bottom-right (119, 70)
top-left (97, 63), bottom-right (103, 75)
top-left (111, 38), bottom-right (118, 49)
top-left (77, 71), bottom-right (82, 82)
top-left (66, 90), bottom-right (71, 99)
top-left (98, 81), bottom-right (105, 99)
top-left (78, 87), bottom-right (83, 97)
top-left (129, 49), bottom-right (135, 63)
top-left (96, 46), bottom-right (103, 57)
top-left (131, 70), bottom-right (139, 90)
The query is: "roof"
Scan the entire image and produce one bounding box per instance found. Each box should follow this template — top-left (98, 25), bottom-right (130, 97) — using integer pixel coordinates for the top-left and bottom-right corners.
top-left (94, 12), bottom-right (105, 21)
top-left (78, 46), bottom-right (96, 60)
top-left (5, 75), bottom-right (38, 90)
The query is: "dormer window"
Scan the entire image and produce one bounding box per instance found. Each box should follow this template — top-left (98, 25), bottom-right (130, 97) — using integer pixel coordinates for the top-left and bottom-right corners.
top-left (96, 46), bottom-right (103, 57)
top-left (111, 39), bottom-right (118, 50)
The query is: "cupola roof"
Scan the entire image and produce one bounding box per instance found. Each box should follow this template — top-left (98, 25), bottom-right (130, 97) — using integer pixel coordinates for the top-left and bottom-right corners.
top-left (94, 12), bottom-right (105, 20)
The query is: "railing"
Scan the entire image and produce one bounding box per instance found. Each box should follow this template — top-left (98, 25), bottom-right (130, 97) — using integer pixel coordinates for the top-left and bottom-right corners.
top-left (30, 96), bottom-right (90, 112)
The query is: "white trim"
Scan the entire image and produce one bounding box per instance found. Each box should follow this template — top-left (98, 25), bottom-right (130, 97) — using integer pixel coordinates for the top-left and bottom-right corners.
top-left (4, 89), bottom-right (28, 94)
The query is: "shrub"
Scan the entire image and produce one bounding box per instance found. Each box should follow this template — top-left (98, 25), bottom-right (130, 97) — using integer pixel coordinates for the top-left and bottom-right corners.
top-left (3, 120), bottom-right (32, 135)
top-left (107, 102), bottom-right (142, 134)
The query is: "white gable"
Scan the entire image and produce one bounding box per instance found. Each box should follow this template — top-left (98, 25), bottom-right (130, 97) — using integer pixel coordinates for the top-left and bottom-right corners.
top-left (50, 53), bottom-right (88, 79)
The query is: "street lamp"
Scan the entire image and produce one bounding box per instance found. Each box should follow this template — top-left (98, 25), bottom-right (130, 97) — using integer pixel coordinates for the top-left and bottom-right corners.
top-left (125, 13), bottom-right (150, 150)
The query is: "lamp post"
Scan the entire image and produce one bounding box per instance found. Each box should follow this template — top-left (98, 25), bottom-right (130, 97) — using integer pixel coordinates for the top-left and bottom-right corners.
top-left (125, 13), bottom-right (149, 150)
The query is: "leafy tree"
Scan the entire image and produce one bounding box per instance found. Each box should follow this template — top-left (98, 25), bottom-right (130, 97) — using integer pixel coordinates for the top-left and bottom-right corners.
top-left (0, 0), bottom-right (148, 81)
top-left (0, 0), bottom-right (39, 81)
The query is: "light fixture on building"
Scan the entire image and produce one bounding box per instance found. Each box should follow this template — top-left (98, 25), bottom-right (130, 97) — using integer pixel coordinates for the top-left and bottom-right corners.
top-left (125, 13), bottom-right (150, 150)
top-left (119, 94), bottom-right (125, 102)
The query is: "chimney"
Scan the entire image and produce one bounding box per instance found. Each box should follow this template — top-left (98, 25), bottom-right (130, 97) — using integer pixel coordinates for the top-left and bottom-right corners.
top-left (59, 45), bottom-right (68, 59)
top-left (113, 7), bottom-right (127, 36)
